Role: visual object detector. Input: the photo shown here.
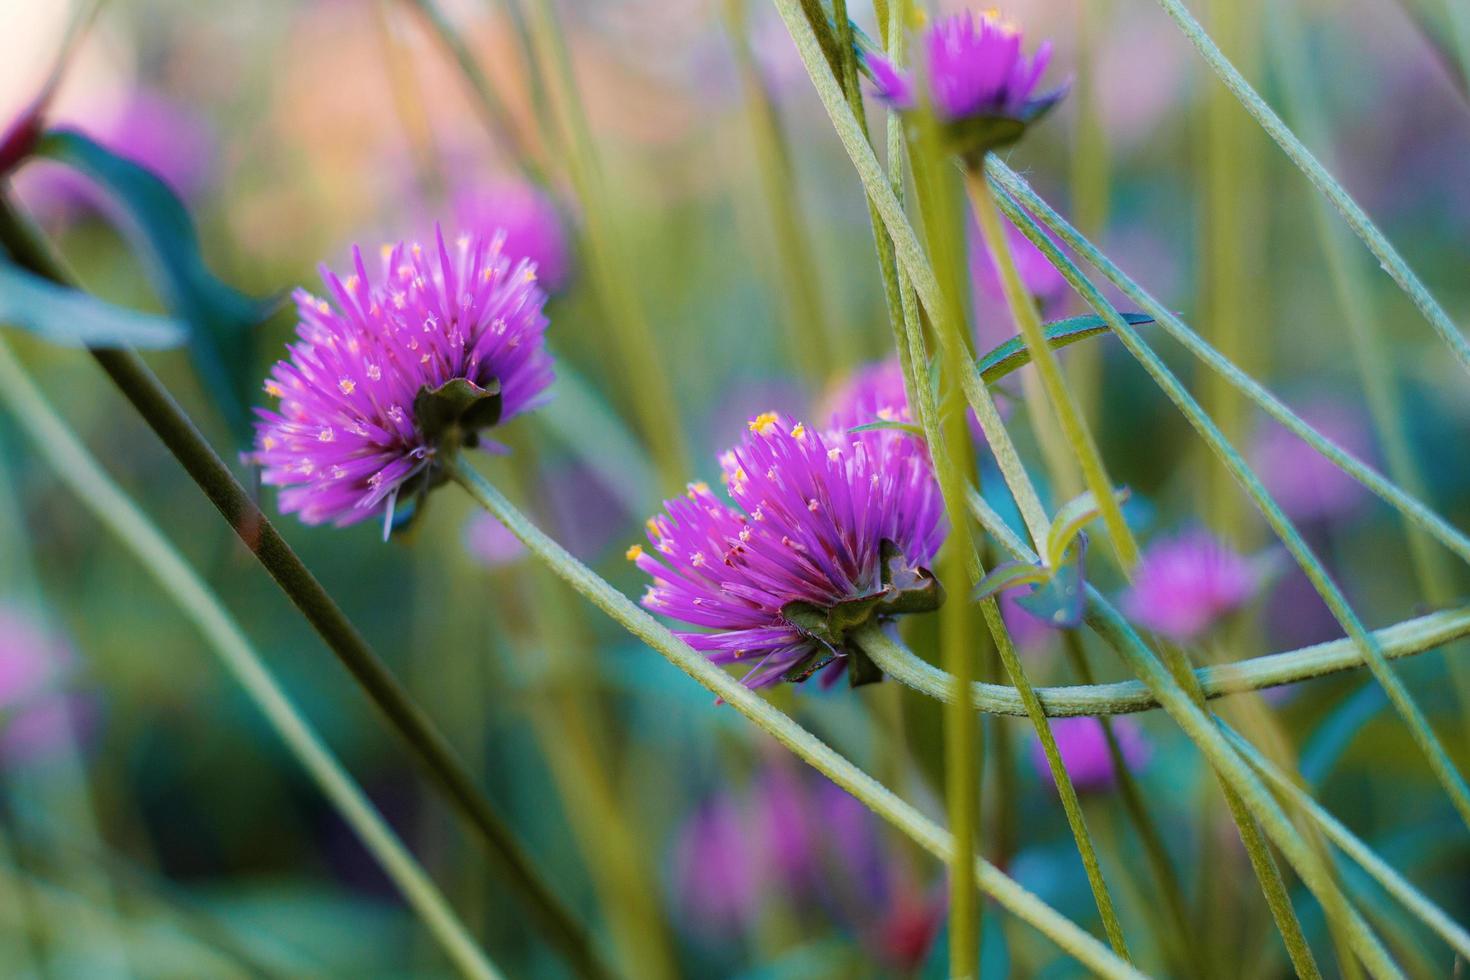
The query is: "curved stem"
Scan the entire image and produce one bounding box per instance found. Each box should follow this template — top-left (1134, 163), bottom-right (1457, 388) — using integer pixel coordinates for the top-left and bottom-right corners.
top-left (0, 195), bottom-right (608, 980)
top-left (445, 456), bottom-right (1145, 980)
top-left (0, 339), bottom-right (499, 980)
top-left (852, 606), bottom-right (1470, 718)
top-left (1151, 0), bottom-right (1470, 379)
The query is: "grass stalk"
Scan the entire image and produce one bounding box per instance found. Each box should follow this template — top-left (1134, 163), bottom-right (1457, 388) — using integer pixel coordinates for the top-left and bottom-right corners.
top-left (0, 339), bottom-right (500, 980)
top-left (1151, 0), bottom-right (1470, 379)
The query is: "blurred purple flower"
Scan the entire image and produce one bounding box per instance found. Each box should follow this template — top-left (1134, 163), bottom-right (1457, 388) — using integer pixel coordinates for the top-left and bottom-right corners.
top-left (0, 605), bottom-right (80, 765)
top-left (253, 227), bottom-right (553, 529)
top-left (464, 512), bottom-right (525, 568)
top-left (1251, 401), bottom-right (1373, 524)
top-left (1029, 717), bottom-right (1150, 793)
top-left (822, 358), bottom-right (911, 435)
top-left (999, 587), bottom-right (1054, 654)
top-left (16, 88), bottom-right (213, 217)
top-left (452, 178), bottom-right (572, 293)
top-left (970, 210), bottom-right (1067, 310)
top-left (1122, 528), bottom-right (1258, 643)
top-left (633, 412), bottom-right (945, 688)
top-left (672, 792), bottom-right (763, 936)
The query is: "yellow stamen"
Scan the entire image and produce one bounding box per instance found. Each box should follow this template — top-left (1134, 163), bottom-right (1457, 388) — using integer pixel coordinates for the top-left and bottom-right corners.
top-left (791, 423), bottom-right (805, 439)
top-left (748, 411), bottom-right (779, 435)
top-left (625, 544), bottom-right (644, 561)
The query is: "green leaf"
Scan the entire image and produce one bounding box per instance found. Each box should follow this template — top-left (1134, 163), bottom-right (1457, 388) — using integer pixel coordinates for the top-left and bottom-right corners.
top-left (0, 260), bottom-right (187, 349)
top-left (975, 312), bottom-right (1153, 387)
top-left (32, 129), bottom-right (277, 444)
top-left (970, 561), bottom-right (1050, 604)
top-left (848, 419), bottom-right (926, 437)
top-left (1046, 486), bottom-right (1131, 570)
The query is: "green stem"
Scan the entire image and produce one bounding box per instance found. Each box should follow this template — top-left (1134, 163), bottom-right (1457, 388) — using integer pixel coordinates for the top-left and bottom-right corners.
top-left (401, 0), bottom-right (545, 184)
top-left (519, 0), bottom-right (690, 492)
top-left (1151, 0), bottom-right (1470, 379)
top-left (984, 165), bottom-right (1470, 835)
top-left (445, 456), bottom-right (1145, 980)
top-left (984, 161), bottom-right (1470, 567)
top-left (964, 170), bottom-right (1138, 571)
top-left (0, 339), bottom-right (498, 980)
top-left (0, 194), bottom-right (607, 980)
top-left (722, 0), bottom-right (838, 384)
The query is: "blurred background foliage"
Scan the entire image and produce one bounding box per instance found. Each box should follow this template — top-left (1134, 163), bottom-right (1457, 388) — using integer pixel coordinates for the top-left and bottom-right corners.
top-left (1, 0), bottom-right (1469, 975)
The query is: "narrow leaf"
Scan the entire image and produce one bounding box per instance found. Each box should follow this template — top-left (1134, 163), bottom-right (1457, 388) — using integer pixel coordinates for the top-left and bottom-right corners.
top-left (31, 129), bottom-right (276, 443)
top-left (0, 260), bottom-right (186, 349)
top-left (848, 419), bottom-right (926, 437)
top-left (970, 560), bottom-right (1050, 603)
top-left (1046, 486), bottom-right (1131, 571)
top-left (976, 312), bottom-right (1152, 387)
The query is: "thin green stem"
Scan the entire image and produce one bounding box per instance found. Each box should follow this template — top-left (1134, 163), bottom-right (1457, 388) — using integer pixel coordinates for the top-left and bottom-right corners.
top-left (0, 194), bottom-right (607, 980)
top-left (965, 171), bottom-right (1137, 571)
top-left (984, 164), bottom-right (1470, 834)
top-left (1152, 0), bottom-right (1470, 379)
top-left (1221, 722), bottom-right (1470, 961)
top-left (985, 161), bottom-right (1470, 567)
top-left (722, 0), bottom-right (838, 385)
top-left (519, 0), bottom-right (690, 492)
top-left (401, 0), bottom-right (545, 184)
top-left (0, 339), bottom-right (498, 980)
top-left (445, 456), bottom-right (1144, 980)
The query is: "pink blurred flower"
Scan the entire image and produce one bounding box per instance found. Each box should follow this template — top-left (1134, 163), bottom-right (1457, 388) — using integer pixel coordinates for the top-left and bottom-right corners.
top-left (672, 792), bottom-right (763, 936)
top-left (1122, 528), bottom-right (1258, 643)
top-left (464, 512), bottom-right (525, 568)
top-left (0, 604), bottom-right (79, 765)
top-left (1251, 400), bottom-right (1373, 524)
top-left (1028, 716), bottom-right (1150, 793)
top-left (452, 178), bottom-right (572, 293)
top-left (970, 211), bottom-right (1067, 311)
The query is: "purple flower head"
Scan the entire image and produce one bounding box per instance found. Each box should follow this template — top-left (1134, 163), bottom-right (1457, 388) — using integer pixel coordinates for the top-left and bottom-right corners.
top-left (452, 178), bottom-right (572, 293)
top-left (1122, 528), bottom-right (1259, 643)
top-left (866, 9), bottom-right (1063, 157)
top-left (464, 512), bottom-right (526, 568)
top-left (672, 792), bottom-right (763, 936)
top-left (253, 226), bottom-right (553, 529)
top-left (0, 605), bottom-right (81, 765)
top-left (1029, 717), bottom-right (1150, 793)
top-left (633, 412), bottom-right (946, 688)
top-left (822, 358), bottom-right (911, 435)
top-left (1251, 400), bottom-right (1373, 524)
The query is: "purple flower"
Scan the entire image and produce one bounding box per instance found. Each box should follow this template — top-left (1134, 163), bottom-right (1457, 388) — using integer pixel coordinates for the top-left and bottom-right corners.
top-left (866, 10), bottom-right (1062, 155)
top-left (253, 226), bottom-right (553, 529)
top-left (452, 178), bottom-right (572, 293)
top-left (1029, 717), bottom-right (1150, 793)
top-left (1250, 400), bottom-right (1373, 524)
top-left (632, 412), bottom-right (945, 688)
top-left (1122, 529), bottom-right (1258, 642)
top-left (672, 792), bottom-right (763, 936)
top-left (0, 605), bottom-right (81, 765)
top-left (464, 512), bottom-right (526, 568)
top-left (822, 358), bottom-right (912, 435)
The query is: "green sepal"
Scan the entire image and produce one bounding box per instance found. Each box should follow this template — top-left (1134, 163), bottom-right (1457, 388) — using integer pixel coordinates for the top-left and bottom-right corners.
top-left (946, 89), bottom-right (1066, 163)
top-left (413, 377), bottom-right (503, 448)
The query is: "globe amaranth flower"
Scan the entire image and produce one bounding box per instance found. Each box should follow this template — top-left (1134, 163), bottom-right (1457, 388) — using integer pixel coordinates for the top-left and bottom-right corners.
top-left (1122, 528), bottom-right (1259, 643)
top-left (0, 603), bottom-right (85, 766)
top-left (253, 226), bottom-right (552, 529)
top-left (1029, 717), bottom-right (1150, 793)
top-left (632, 411), bottom-right (946, 689)
top-left (866, 8), bottom-right (1064, 159)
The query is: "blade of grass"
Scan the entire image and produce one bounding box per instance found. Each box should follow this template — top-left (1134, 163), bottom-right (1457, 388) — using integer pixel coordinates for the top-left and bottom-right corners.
top-left (0, 338), bottom-right (500, 980)
top-left (1151, 0), bottom-right (1470, 379)
top-left (985, 163), bottom-right (1470, 834)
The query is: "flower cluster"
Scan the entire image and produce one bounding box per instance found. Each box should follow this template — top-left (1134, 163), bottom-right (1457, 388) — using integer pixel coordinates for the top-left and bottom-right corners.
top-left (453, 178), bottom-right (572, 293)
top-left (253, 227), bottom-right (553, 528)
top-left (866, 9), bottom-right (1063, 157)
top-left (632, 410), bottom-right (945, 688)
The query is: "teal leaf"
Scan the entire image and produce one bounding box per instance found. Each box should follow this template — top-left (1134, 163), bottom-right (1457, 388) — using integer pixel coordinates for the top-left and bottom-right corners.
top-left (848, 419), bottom-right (926, 437)
top-left (32, 128), bottom-right (277, 444)
top-left (975, 312), bottom-right (1153, 386)
top-left (0, 260), bottom-right (187, 349)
